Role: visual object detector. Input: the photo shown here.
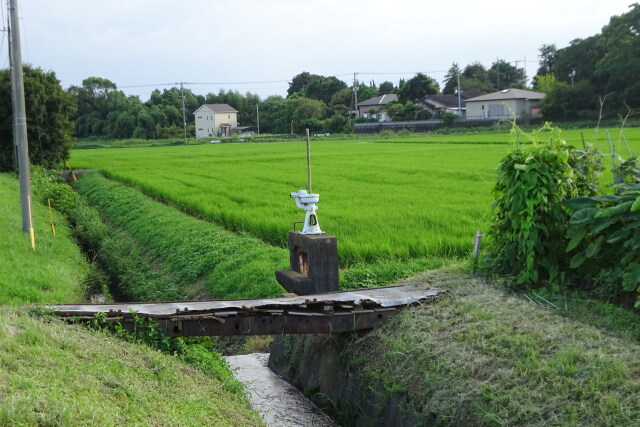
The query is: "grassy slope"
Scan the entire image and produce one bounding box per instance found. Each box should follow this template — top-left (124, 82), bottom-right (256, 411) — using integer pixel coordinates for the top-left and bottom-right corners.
top-left (0, 173), bottom-right (87, 305)
top-left (73, 172), bottom-right (288, 299)
top-left (0, 173), bottom-right (262, 426)
top-left (349, 270), bottom-right (640, 425)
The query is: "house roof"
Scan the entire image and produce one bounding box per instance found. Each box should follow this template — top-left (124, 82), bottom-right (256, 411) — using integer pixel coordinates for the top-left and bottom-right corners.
top-left (465, 88), bottom-right (545, 102)
top-left (357, 94), bottom-right (398, 108)
top-left (418, 92), bottom-right (484, 109)
top-left (195, 104), bottom-right (239, 114)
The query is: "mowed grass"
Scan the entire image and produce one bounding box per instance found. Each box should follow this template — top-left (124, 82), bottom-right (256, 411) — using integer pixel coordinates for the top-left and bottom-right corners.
top-left (0, 173), bottom-right (262, 426)
top-left (71, 141), bottom-right (508, 265)
top-left (0, 173), bottom-right (87, 305)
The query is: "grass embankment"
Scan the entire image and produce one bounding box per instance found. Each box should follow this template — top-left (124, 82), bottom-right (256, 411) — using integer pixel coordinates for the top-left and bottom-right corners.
top-left (0, 173), bottom-right (262, 425)
top-left (0, 174), bottom-right (87, 304)
top-left (73, 172), bottom-right (288, 299)
top-left (346, 270), bottom-right (640, 425)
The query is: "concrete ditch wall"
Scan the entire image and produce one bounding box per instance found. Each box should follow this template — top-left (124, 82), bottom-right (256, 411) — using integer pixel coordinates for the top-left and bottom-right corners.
top-left (268, 334), bottom-right (425, 427)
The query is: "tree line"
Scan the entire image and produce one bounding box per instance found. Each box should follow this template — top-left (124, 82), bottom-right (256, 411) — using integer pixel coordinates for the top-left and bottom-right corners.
top-left (0, 3), bottom-right (637, 171)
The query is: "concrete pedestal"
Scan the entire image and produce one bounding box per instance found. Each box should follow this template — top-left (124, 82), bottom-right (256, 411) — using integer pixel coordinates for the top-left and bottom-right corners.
top-left (275, 231), bottom-right (339, 295)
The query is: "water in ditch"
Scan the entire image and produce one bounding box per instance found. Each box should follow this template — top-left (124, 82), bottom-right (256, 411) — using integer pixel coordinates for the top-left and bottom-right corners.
top-left (225, 353), bottom-right (337, 427)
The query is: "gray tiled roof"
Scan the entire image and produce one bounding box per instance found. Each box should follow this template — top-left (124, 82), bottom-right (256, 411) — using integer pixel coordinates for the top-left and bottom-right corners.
top-left (465, 88), bottom-right (545, 102)
top-left (202, 104), bottom-right (239, 113)
top-left (357, 94), bottom-right (398, 107)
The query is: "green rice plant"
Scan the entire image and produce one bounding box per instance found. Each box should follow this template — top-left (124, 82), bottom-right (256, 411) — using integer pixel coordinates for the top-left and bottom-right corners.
top-left (71, 140), bottom-right (505, 266)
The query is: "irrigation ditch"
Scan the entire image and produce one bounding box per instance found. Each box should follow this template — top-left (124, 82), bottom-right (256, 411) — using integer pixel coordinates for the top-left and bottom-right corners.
top-left (46, 169), bottom-right (640, 426)
top-left (51, 169), bottom-right (423, 426)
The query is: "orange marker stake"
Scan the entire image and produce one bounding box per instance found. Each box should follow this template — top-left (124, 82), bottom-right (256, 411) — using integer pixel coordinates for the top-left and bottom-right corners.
top-left (48, 198), bottom-right (56, 237)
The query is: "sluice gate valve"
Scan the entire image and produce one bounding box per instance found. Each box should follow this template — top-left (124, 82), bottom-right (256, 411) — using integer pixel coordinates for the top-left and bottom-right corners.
top-left (290, 189), bottom-right (322, 235)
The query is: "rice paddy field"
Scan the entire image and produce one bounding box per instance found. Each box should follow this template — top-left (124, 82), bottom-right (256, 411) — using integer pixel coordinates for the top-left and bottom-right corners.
top-left (69, 127), bottom-right (640, 266)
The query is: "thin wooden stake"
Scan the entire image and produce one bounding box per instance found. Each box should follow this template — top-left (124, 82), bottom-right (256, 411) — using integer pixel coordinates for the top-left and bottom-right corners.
top-left (48, 198), bottom-right (56, 237)
top-left (65, 161), bottom-right (77, 182)
top-left (27, 195), bottom-right (35, 249)
top-left (306, 128), bottom-right (312, 193)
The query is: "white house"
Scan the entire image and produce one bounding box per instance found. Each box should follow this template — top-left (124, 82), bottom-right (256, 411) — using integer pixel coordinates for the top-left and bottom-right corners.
top-left (194, 104), bottom-right (239, 139)
top-left (464, 89), bottom-right (545, 120)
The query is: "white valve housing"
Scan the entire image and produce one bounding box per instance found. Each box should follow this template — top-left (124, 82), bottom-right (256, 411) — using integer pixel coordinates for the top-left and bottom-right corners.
top-left (290, 189), bottom-right (323, 234)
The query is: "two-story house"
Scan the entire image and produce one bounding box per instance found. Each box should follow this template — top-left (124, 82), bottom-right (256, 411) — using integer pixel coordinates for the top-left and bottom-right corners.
top-left (194, 104), bottom-right (239, 138)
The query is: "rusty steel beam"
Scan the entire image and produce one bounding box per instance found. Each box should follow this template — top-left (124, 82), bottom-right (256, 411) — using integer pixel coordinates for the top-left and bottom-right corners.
top-left (68, 308), bottom-right (399, 337)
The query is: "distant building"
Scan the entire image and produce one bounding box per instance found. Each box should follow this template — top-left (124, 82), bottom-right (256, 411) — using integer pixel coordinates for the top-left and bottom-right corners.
top-left (194, 104), bottom-right (239, 138)
top-left (357, 94), bottom-right (398, 122)
top-left (464, 89), bottom-right (545, 120)
top-left (417, 91), bottom-right (483, 117)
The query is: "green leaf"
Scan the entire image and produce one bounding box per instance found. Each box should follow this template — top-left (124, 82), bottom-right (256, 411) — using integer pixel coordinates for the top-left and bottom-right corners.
top-left (595, 201), bottom-right (633, 218)
top-left (566, 228), bottom-right (587, 251)
top-left (565, 197), bottom-right (598, 212)
top-left (570, 251), bottom-right (587, 268)
top-left (585, 236), bottom-right (604, 258)
top-left (631, 196), bottom-right (640, 212)
top-left (569, 208), bottom-right (597, 226)
top-left (622, 263), bottom-right (640, 292)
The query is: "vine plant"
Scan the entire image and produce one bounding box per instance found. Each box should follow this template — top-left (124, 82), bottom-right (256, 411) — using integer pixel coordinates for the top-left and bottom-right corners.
top-left (487, 122), bottom-right (603, 289)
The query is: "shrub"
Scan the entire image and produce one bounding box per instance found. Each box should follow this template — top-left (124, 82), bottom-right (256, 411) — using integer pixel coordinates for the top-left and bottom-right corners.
top-left (565, 158), bottom-right (640, 307)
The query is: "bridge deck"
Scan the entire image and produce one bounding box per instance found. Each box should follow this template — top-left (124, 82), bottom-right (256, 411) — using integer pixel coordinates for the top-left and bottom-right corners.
top-left (49, 284), bottom-right (442, 336)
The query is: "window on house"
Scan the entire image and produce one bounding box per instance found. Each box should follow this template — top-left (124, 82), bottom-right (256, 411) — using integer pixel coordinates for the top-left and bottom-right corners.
top-left (197, 116), bottom-right (202, 118)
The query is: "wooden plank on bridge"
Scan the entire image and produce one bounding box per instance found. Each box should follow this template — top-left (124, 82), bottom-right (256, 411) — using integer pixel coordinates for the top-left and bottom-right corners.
top-left (47, 284), bottom-right (442, 337)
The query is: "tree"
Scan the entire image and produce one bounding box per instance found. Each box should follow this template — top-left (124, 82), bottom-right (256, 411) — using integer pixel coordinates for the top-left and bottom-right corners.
top-left (442, 63), bottom-right (462, 94)
top-left (397, 73), bottom-right (439, 103)
top-left (302, 76), bottom-right (347, 104)
top-left (488, 59), bottom-right (526, 90)
top-left (287, 72), bottom-right (318, 97)
top-left (378, 81), bottom-right (396, 94)
top-left (535, 44), bottom-right (558, 77)
top-left (460, 62), bottom-right (494, 92)
top-left (0, 66), bottom-right (76, 171)
top-left (594, 3), bottom-right (640, 108)
top-left (533, 74), bottom-right (560, 93)
top-left (541, 80), bottom-right (598, 120)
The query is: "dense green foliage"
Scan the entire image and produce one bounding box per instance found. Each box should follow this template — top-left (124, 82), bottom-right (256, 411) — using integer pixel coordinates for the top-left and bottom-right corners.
top-left (536, 4), bottom-right (640, 119)
top-left (0, 66), bottom-right (76, 171)
top-left (442, 60), bottom-right (526, 94)
top-left (566, 158), bottom-right (640, 306)
top-left (488, 138), bottom-right (580, 286)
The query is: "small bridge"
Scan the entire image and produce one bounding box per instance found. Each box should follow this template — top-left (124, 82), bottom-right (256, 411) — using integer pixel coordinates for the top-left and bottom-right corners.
top-left (49, 285), bottom-right (441, 337)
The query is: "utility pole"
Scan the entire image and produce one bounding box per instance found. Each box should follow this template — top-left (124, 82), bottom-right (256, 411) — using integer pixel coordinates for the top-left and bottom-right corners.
top-left (353, 72), bottom-right (359, 118)
top-left (180, 81), bottom-right (187, 144)
top-left (496, 57), bottom-right (500, 90)
top-left (256, 104), bottom-right (260, 135)
top-left (8, 0), bottom-right (34, 247)
top-left (457, 72), bottom-right (462, 117)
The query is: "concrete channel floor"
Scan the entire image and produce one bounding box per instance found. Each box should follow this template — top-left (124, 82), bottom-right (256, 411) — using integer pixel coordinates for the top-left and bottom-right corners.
top-left (225, 353), bottom-right (337, 427)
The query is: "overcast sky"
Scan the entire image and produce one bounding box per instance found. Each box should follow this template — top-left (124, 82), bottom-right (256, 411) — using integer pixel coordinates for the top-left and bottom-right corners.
top-left (2, 0), bottom-right (634, 101)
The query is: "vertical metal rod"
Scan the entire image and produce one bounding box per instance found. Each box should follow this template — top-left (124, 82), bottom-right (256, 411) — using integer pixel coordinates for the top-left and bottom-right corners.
top-left (180, 81), bottom-right (187, 144)
top-left (306, 129), bottom-right (312, 193)
top-left (606, 129), bottom-right (616, 169)
top-left (9, 0), bottom-right (34, 236)
top-left (256, 104), bottom-right (260, 135)
top-left (580, 131), bottom-right (586, 149)
top-left (622, 135), bottom-right (632, 157)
